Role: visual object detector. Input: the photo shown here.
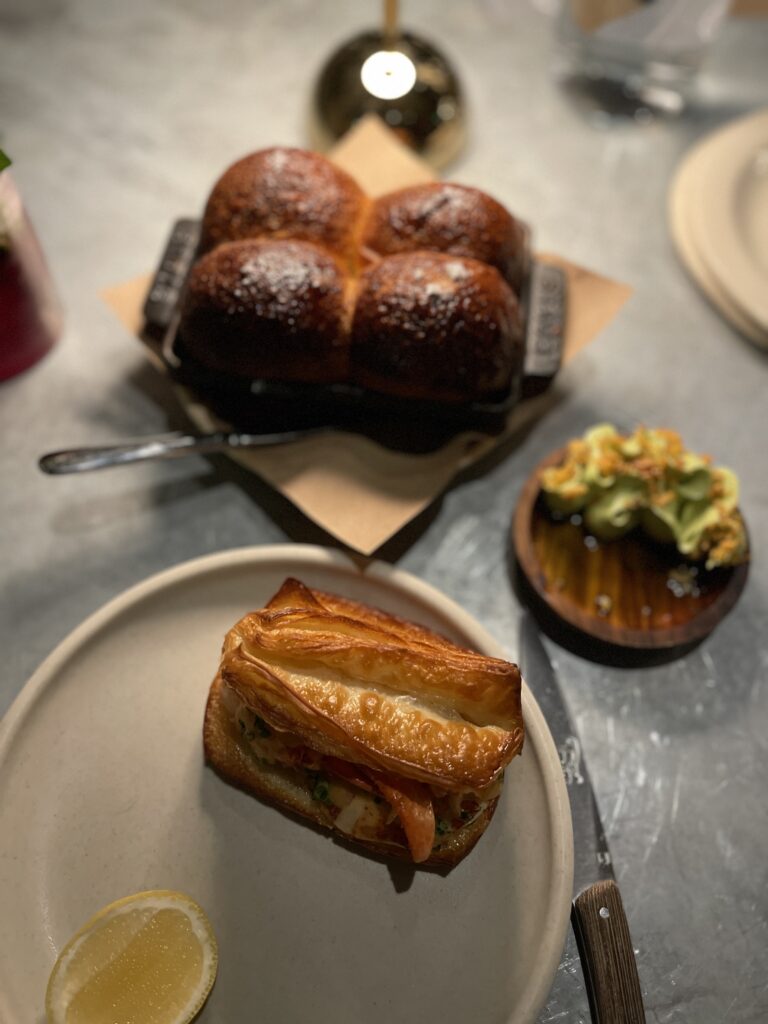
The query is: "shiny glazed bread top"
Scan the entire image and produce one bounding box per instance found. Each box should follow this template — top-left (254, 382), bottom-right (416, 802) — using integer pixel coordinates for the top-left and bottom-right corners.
top-left (179, 147), bottom-right (530, 402)
top-left (180, 238), bottom-right (353, 383)
top-left (351, 251), bottom-right (523, 401)
top-left (361, 182), bottom-right (530, 295)
top-left (199, 147), bottom-right (368, 267)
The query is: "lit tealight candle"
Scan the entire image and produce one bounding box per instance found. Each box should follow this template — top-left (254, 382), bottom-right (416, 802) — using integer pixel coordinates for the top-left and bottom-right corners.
top-left (360, 49), bottom-right (417, 101)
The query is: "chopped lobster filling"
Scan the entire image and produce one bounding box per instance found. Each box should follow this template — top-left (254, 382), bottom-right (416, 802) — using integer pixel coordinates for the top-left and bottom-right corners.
top-left (366, 770), bottom-right (436, 863)
top-left (322, 756), bottom-right (377, 794)
top-left (229, 694), bottom-right (497, 860)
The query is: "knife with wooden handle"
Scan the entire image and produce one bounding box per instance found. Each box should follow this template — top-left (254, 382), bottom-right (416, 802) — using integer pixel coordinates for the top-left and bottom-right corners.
top-left (519, 613), bottom-right (645, 1023)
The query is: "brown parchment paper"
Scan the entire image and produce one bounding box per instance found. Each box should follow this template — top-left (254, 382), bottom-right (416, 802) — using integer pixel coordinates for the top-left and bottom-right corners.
top-left (730, 1), bottom-right (768, 15)
top-left (102, 116), bottom-right (632, 554)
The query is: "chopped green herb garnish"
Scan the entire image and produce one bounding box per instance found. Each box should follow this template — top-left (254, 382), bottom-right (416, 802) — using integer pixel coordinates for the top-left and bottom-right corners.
top-left (312, 778), bottom-right (331, 803)
top-left (435, 818), bottom-right (450, 836)
top-left (0, 149), bottom-right (10, 173)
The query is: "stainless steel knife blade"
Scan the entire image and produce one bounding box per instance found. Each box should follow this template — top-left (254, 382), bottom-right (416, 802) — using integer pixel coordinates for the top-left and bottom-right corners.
top-left (519, 612), bottom-right (614, 897)
top-left (518, 612), bottom-right (645, 1024)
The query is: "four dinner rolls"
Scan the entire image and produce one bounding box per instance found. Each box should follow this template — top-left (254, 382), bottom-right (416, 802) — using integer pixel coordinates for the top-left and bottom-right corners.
top-left (179, 148), bottom-right (530, 403)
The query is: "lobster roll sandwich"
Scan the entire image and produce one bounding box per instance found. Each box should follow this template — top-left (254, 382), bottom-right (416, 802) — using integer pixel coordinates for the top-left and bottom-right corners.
top-left (203, 578), bottom-right (524, 867)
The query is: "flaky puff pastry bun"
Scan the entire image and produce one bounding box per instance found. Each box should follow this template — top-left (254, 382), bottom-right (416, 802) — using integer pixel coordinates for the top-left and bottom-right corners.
top-left (219, 578), bottom-right (524, 793)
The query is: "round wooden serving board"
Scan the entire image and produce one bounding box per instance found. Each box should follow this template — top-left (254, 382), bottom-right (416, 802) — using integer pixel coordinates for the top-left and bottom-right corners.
top-left (512, 448), bottom-right (749, 655)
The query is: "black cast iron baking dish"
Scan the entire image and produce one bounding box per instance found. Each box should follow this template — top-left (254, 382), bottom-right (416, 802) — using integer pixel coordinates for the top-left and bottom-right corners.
top-left (142, 219), bottom-right (566, 452)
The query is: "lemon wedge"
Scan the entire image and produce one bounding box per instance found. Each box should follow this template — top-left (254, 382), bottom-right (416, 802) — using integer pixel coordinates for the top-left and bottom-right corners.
top-left (45, 889), bottom-right (218, 1024)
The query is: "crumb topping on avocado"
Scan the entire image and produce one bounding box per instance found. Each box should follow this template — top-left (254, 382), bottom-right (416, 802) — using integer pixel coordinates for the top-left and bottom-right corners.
top-left (539, 424), bottom-right (748, 569)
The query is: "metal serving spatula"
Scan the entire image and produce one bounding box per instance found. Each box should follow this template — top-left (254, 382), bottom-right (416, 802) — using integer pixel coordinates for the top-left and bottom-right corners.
top-left (38, 430), bottom-right (320, 474)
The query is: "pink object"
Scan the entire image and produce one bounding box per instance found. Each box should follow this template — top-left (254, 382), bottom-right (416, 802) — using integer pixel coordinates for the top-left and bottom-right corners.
top-left (0, 171), bottom-right (62, 381)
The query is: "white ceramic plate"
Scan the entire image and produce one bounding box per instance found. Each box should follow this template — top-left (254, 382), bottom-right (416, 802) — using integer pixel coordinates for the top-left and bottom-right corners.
top-left (0, 545), bottom-right (572, 1024)
top-left (669, 141), bottom-right (768, 348)
top-left (685, 108), bottom-right (768, 337)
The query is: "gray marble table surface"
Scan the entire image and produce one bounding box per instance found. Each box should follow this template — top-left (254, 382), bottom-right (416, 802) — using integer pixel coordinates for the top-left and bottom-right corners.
top-left (1, 1), bottom-right (767, 1021)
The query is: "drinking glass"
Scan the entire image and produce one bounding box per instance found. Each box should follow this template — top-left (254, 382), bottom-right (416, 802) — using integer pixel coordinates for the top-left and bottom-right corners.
top-left (556, 0), bottom-right (731, 114)
top-left (0, 166), bottom-right (62, 381)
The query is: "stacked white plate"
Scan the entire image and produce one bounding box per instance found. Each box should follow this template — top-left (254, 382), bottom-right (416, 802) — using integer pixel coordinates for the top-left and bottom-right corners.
top-left (669, 107), bottom-right (768, 349)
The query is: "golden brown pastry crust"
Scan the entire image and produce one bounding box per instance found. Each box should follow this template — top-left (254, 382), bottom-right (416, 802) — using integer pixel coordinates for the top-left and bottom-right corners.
top-left (219, 578), bottom-right (524, 792)
top-left (263, 577), bottom-right (468, 652)
top-left (203, 672), bottom-right (499, 867)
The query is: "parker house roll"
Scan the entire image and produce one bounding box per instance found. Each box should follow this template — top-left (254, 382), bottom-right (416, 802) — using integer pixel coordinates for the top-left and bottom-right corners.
top-left (351, 251), bottom-right (524, 402)
top-left (198, 146), bottom-right (368, 268)
top-left (178, 238), bottom-right (353, 383)
top-left (361, 182), bottom-right (530, 296)
top-left (203, 578), bottom-right (525, 866)
top-left (178, 147), bottom-right (532, 404)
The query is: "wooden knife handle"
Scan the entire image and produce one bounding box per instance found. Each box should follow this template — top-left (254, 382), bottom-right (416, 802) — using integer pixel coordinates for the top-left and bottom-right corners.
top-left (572, 879), bottom-right (645, 1023)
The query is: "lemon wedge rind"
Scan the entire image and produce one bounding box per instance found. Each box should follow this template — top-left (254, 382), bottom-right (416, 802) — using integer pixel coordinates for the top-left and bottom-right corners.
top-left (45, 888), bottom-right (218, 1024)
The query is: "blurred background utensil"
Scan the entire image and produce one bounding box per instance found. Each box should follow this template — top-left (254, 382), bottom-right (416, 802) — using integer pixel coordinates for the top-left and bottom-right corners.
top-left (310, 0), bottom-right (466, 168)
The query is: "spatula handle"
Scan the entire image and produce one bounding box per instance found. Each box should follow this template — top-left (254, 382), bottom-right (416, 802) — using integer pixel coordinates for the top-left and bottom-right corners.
top-left (38, 429), bottom-right (316, 474)
top-left (572, 879), bottom-right (645, 1023)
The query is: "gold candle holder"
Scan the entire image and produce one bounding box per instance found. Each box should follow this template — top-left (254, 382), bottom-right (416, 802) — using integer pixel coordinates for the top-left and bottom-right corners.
top-left (310, 2), bottom-right (466, 169)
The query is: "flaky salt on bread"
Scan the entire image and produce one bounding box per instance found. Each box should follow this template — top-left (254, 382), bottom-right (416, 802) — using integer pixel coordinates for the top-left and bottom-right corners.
top-left (179, 238), bottom-right (354, 383)
top-left (350, 251), bottom-right (524, 402)
top-left (199, 147), bottom-right (368, 267)
top-left (361, 182), bottom-right (530, 295)
top-left (204, 578), bottom-right (524, 866)
top-left (180, 148), bottom-right (532, 404)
